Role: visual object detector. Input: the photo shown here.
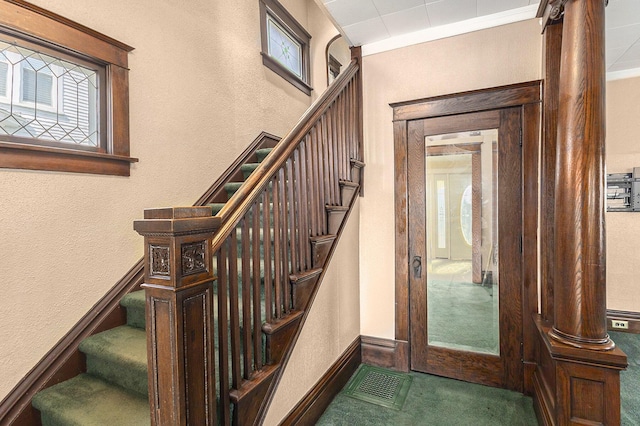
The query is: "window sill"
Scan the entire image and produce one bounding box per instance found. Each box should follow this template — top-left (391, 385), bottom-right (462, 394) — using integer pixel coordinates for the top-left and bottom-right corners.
top-left (0, 141), bottom-right (138, 176)
top-left (261, 53), bottom-right (312, 96)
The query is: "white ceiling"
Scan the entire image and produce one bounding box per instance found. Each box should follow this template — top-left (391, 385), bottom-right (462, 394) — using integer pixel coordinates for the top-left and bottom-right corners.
top-left (319, 0), bottom-right (640, 78)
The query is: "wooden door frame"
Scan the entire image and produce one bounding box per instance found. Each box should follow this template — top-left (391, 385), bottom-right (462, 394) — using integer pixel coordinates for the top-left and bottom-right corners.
top-left (391, 81), bottom-right (541, 393)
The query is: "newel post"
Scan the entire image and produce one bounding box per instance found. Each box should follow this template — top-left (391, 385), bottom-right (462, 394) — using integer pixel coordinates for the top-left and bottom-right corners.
top-left (134, 207), bottom-right (219, 425)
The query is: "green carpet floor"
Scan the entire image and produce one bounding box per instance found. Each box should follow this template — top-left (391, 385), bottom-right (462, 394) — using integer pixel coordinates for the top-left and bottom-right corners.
top-left (318, 367), bottom-right (538, 426)
top-left (319, 331), bottom-right (640, 426)
top-left (611, 331), bottom-right (640, 425)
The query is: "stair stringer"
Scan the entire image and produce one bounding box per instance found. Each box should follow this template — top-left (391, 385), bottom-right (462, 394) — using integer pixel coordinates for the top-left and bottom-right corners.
top-left (256, 189), bottom-right (361, 425)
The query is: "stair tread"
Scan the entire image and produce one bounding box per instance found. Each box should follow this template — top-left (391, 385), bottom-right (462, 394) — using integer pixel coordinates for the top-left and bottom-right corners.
top-left (80, 326), bottom-right (147, 367)
top-left (120, 291), bottom-right (145, 330)
top-left (79, 325), bottom-right (148, 396)
top-left (32, 374), bottom-right (150, 426)
top-left (255, 148), bottom-right (273, 161)
top-left (208, 202), bottom-right (226, 215)
top-left (225, 182), bottom-right (244, 189)
top-left (241, 163), bottom-right (260, 171)
top-left (121, 290), bottom-right (145, 310)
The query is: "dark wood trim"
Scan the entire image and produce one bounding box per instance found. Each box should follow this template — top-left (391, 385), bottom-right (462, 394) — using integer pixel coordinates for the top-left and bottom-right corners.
top-left (540, 21), bottom-right (562, 323)
top-left (391, 81), bottom-right (541, 122)
top-left (280, 336), bottom-right (361, 426)
top-left (0, 261), bottom-right (143, 425)
top-left (0, 0), bottom-right (134, 175)
top-left (394, 120), bottom-right (409, 342)
top-left (361, 336), bottom-right (409, 372)
top-left (522, 101), bottom-right (541, 395)
top-left (607, 310), bottom-right (640, 334)
top-left (259, 0), bottom-right (312, 95)
top-left (3, 0), bottom-right (133, 54)
top-left (0, 132), bottom-right (276, 425)
top-left (0, 141), bottom-right (138, 176)
top-left (0, 0), bottom-right (132, 67)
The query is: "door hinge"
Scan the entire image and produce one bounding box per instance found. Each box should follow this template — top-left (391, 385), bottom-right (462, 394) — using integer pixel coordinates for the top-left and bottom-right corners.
top-left (520, 236), bottom-right (523, 253)
top-left (520, 342), bottom-right (524, 361)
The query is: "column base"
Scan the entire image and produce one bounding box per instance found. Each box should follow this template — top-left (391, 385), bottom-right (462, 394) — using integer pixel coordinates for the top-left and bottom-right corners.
top-left (548, 326), bottom-right (616, 351)
top-left (533, 316), bottom-right (627, 426)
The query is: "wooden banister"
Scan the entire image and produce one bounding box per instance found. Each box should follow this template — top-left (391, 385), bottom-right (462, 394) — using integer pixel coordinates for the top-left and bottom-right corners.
top-left (136, 51), bottom-right (363, 425)
top-left (215, 60), bottom-right (359, 231)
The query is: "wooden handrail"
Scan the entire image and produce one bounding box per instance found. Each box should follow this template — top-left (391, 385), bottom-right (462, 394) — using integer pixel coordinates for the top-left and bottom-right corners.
top-left (137, 51), bottom-right (363, 425)
top-left (214, 59), bottom-right (360, 248)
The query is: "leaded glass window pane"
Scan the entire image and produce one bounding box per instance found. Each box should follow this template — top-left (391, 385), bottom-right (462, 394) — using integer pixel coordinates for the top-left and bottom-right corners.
top-left (0, 40), bottom-right (99, 148)
top-left (267, 15), bottom-right (302, 79)
top-left (0, 61), bottom-right (7, 97)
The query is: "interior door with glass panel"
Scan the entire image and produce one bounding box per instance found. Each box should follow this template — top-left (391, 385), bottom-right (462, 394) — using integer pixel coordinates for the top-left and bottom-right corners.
top-left (408, 108), bottom-right (523, 391)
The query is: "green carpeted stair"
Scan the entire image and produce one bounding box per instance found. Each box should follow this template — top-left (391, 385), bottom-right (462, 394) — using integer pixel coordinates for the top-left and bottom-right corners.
top-left (32, 147), bottom-right (275, 425)
top-left (32, 294), bottom-right (150, 425)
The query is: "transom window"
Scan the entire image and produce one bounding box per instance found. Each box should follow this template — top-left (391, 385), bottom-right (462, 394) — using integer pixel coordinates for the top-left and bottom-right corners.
top-left (259, 0), bottom-right (312, 95)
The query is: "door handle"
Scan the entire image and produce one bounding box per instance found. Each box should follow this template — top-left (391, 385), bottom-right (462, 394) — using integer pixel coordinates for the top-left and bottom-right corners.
top-left (412, 256), bottom-right (422, 278)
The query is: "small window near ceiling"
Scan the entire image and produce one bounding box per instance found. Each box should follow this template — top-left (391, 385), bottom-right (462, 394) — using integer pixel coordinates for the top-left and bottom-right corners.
top-left (259, 0), bottom-right (312, 95)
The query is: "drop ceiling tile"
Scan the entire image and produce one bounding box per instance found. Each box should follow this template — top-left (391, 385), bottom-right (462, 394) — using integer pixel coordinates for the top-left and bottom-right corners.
top-left (342, 17), bottom-right (390, 46)
top-left (607, 47), bottom-right (628, 67)
top-left (477, 0), bottom-right (528, 16)
top-left (608, 58), bottom-right (640, 72)
top-left (324, 0), bottom-right (380, 27)
top-left (606, 24), bottom-right (640, 52)
top-left (372, 0), bottom-right (425, 16)
top-left (381, 5), bottom-right (430, 37)
top-left (606, 0), bottom-right (640, 29)
top-left (427, 0), bottom-right (478, 27)
top-left (618, 38), bottom-right (640, 62)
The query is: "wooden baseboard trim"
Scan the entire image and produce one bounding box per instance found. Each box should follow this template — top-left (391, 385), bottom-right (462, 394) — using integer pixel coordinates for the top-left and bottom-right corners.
top-left (280, 336), bottom-right (361, 426)
top-left (607, 309), bottom-right (640, 334)
top-left (532, 370), bottom-right (555, 426)
top-left (361, 336), bottom-right (409, 372)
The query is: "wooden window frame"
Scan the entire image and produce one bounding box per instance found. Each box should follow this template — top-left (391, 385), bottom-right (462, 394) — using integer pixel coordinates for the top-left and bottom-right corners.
top-left (0, 0), bottom-right (136, 176)
top-left (259, 0), bottom-right (312, 95)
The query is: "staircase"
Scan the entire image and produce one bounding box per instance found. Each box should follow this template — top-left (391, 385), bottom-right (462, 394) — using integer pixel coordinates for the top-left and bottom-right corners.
top-left (32, 292), bottom-right (149, 424)
top-left (25, 53), bottom-right (363, 425)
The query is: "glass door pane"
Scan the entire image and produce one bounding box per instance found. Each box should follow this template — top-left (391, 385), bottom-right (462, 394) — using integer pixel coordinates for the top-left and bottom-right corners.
top-left (425, 129), bottom-right (499, 355)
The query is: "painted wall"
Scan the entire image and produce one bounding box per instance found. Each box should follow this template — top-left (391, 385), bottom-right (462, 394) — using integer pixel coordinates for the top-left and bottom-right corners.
top-left (606, 76), bottom-right (640, 312)
top-left (0, 0), bottom-right (342, 401)
top-left (264, 199), bottom-right (360, 425)
top-left (359, 19), bottom-right (543, 339)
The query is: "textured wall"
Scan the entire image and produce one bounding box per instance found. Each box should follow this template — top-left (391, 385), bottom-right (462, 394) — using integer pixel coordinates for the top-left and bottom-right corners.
top-left (359, 19), bottom-right (543, 339)
top-left (606, 76), bottom-right (640, 312)
top-left (264, 199), bottom-right (360, 425)
top-left (0, 0), bottom-right (341, 401)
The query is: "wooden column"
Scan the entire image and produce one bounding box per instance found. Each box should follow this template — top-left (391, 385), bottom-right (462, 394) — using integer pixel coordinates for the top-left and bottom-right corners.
top-left (134, 207), bottom-right (219, 426)
top-left (531, 1), bottom-right (628, 425)
top-left (550, 0), bottom-right (611, 350)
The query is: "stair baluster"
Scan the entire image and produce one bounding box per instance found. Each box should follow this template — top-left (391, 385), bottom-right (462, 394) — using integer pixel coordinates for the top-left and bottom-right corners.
top-left (136, 53), bottom-right (363, 426)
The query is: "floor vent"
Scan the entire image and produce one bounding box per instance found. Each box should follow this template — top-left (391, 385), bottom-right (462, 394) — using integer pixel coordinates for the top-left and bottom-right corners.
top-left (343, 365), bottom-right (412, 410)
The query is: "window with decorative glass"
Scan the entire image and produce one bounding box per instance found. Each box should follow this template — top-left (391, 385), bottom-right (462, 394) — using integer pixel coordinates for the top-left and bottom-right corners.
top-left (259, 0), bottom-right (312, 95)
top-left (0, 1), bottom-right (135, 176)
top-left (0, 36), bottom-right (102, 150)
